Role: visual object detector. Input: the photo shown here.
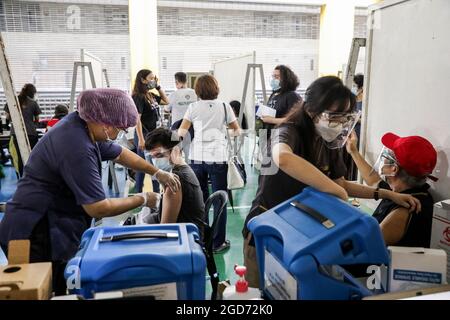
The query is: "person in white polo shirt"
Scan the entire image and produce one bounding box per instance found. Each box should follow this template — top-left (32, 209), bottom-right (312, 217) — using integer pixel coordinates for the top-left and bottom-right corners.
top-left (178, 74), bottom-right (241, 253)
top-left (166, 72), bottom-right (198, 128)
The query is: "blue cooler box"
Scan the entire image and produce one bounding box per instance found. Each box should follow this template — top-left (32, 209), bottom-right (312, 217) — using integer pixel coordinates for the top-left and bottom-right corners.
top-left (248, 187), bottom-right (389, 300)
top-left (65, 223), bottom-right (206, 299)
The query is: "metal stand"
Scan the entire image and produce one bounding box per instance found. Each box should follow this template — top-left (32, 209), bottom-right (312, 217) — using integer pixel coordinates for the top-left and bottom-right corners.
top-left (69, 61), bottom-right (96, 112)
top-left (102, 68), bottom-right (120, 195)
top-left (344, 38), bottom-right (366, 89)
top-left (0, 33), bottom-right (31, 164)
top-left (344, 37), bottom-right (366, 182)
top-left (240, 64), bottom-right (268, 167)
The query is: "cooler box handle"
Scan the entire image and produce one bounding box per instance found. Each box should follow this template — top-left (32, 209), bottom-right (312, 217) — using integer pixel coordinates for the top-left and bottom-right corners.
top-left (100, 232), bottom-right (179, 242)
top-left (290, 200), bottom-right (335, 229)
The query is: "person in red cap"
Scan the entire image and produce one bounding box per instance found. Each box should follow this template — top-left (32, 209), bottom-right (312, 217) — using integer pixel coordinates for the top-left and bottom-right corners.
top-left (346, 131), bottom-right (437, 248)
top-left (0, 88), bottom-right (181, 295)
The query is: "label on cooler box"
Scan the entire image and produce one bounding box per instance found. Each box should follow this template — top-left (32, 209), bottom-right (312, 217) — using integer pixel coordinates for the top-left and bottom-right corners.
top-left (393, 269), bottom-right (442, 284)
top-left (121, 282), bottom-right (178, 300)
top-left (264, 250), bottom-right (297, 300)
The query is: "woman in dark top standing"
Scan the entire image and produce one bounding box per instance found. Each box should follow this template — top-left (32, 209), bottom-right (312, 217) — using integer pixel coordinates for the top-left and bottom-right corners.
top-left (5, 83), bottom-right (42, 177)
top-left (243, 76), bottom-right (422, 288)
top-left (346, 131), bottom-right (437, 248)
top-left (145, 128), bottom-right (205, 237)
top-left (261, 65), bottom-right (301, 128)
top-left (132, 69), bottom-right (169, 193)
top-left (259, 65), bottom-right (302, 164)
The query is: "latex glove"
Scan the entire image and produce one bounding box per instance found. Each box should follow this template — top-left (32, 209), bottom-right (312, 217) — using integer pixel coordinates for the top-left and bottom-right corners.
top-left (154, 170), bottom-right (181, 193)
top-left (139, 192), bottom-right (161, 209)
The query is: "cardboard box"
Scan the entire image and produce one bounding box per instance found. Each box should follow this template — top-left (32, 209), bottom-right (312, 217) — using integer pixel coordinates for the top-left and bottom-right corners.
top-left (431, 200), bottom-right (450, 284)
top-left (0, 240), bottom-right (52, 300)
top-left (388, 246), bottom-right (447, 293)
top-left (0, 263), bottom-right (52, 300)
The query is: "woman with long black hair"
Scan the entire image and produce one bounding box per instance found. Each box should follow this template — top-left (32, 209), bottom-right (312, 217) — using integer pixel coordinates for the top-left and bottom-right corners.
top-left (132, 69), bottom-right (169, 193)
top-left (243, 76), bottom-right (422, 288)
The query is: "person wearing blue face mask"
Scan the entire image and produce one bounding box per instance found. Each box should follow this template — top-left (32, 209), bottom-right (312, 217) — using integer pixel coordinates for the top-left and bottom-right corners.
top-left (132, 69), bottom-right (170, 193)
top-left (262, 65), bottom-right (302, 129)
top-left (258, 65), bottom-right (302, 163)
top-left (145, 127), bottom-right (205, 237)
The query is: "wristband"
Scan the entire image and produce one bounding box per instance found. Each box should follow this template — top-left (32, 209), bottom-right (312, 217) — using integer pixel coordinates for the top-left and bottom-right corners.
top-left (374, 187), bottom-right (380, 201)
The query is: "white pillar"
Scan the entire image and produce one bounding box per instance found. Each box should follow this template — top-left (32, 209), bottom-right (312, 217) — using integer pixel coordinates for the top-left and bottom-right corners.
top-left (129, 0), bottom-right (159, 89)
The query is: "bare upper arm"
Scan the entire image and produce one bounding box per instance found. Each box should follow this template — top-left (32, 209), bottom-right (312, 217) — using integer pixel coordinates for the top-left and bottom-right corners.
top-left (161, 186), bottom-right (183, 224)
top-left (178, 119), bottom-right (192, 138)
top-left (272, 142), bottom-right (294, 167)
top-left (379, 207), bottom-right (411, 246)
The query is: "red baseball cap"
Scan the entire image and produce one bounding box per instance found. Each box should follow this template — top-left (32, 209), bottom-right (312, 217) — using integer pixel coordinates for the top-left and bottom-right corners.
top-left (381, 132), bottom-right (437, 180)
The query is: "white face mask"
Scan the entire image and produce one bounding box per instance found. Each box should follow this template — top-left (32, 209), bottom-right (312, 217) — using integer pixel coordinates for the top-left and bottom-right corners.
top-left (104, 127), bottom-right (123, 143)
top-left (104, 128), bottom-right (114, 142)
top-left (314, 118), bottom-right (343, 142)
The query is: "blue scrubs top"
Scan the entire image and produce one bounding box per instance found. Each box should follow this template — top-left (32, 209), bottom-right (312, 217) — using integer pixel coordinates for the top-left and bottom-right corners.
top-left (0, 112), bottom-right (122, 261)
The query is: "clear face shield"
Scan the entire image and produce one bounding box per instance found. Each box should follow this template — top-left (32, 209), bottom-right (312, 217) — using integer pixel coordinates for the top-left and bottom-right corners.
top-left (373, 147), bottom-right (398, 179)
top-left (316, 111), bottom-right (361, 149)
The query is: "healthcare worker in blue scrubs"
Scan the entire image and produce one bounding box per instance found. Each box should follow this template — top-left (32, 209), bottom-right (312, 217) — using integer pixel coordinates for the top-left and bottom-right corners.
top-left (0, 88), bottom-right (180, 295)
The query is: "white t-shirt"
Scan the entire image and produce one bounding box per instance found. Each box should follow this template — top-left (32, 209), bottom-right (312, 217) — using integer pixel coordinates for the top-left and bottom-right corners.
top-left (183, 100), bottom-right (237, 163)
top-left (167, 88), bottom-right (198, 124)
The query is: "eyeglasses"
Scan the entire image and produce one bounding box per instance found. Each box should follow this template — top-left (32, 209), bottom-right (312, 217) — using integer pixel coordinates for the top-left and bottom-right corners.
top-left (319, 112), bottom-right (357, 128)
top-left (150, 148), bottom-right (172, 159)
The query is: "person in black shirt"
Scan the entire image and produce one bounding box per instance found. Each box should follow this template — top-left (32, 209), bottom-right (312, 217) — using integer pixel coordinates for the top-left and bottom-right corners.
top-left (243, 76), bottom-right (422, 288)
top-left (132, 69), bottom-right (169, 193)
top-left (145, 127), bottom-right (205, 238)
top-left (346, 131), bottom-right (437, 248)
top-left (230, 100), bottom-right (248, 130)
top-left (258, 65), bottom-right (302, 164)
top-left (262, 65), bottom-right (302, 128)
top-left (4, 83), bottom-right (42, 177)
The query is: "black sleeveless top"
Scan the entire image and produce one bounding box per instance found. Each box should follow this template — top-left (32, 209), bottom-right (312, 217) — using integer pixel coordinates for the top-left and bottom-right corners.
top-left (373, 181), bottom-right (434, 248)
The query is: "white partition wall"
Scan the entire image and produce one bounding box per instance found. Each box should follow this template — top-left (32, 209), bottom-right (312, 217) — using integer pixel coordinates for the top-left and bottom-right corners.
top-left (81, 49), bottom-right (103, 89)
top-left (363, 0), bottom-right (450, 200)
top-left (213, 53), bottom-right (256, 130)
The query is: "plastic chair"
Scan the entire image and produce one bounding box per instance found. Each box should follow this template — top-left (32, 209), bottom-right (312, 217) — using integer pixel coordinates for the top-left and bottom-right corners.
top-left (196, 190), bottom-right (228, 300)
top-left (204, 190), bottom-right (228, 244)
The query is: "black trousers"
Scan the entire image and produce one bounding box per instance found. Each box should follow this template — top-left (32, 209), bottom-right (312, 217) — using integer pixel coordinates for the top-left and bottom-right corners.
top-left (12, 134), bottom-right (39, 177)
top-left (30, 218), bottom-right (68, 296)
